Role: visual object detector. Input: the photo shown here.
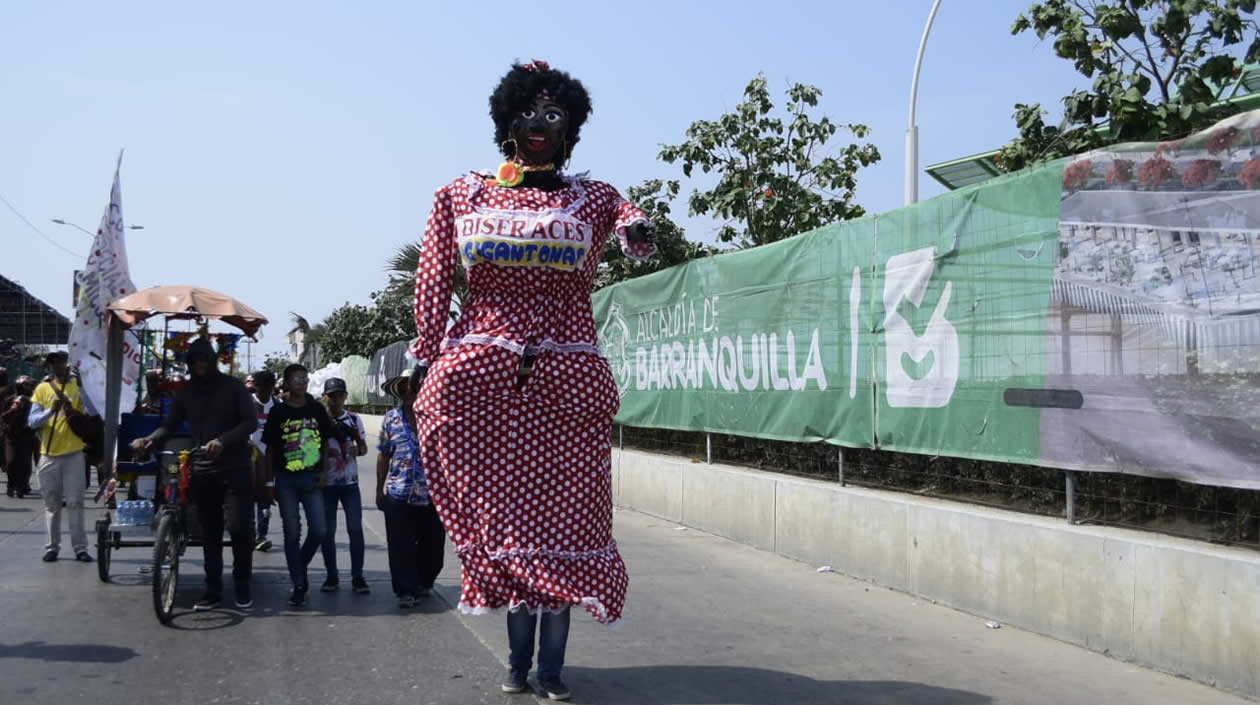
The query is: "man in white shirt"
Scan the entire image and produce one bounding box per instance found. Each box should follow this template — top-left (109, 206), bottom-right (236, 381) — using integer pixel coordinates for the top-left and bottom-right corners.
top-left (320, 377), bottom-right (369, 594)
top-left (249, 371), bottom-right (277, 552)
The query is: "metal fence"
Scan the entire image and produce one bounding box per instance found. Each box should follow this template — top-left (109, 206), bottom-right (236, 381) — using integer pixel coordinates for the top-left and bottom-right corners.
top-left (613, 424), bottom-right (1260, 550)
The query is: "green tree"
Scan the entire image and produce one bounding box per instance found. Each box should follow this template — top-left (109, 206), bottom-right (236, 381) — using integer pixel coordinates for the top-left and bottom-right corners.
top-left (262, 352), bottom-right (291, 378)
top-left (315, 302), bottom-right (375, 362)
top-left (596, 179), bottom-right (716, 289)
top-left (365, 284), bottom-right (416, 347)
top-left (658, 74), bottom-right (880, 248)
top-left (997, 0), bottom-right (1260, 171)
top-left (312, 285), bottom-right (417, 364)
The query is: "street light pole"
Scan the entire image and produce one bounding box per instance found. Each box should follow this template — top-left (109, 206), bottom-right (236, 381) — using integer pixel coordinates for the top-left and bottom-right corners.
top-left (906, 0), bottom-right (942, 206)
top-left (52, 218), bottom-right (144, 236)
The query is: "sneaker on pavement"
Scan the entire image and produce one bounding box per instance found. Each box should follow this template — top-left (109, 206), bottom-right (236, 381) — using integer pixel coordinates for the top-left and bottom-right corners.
top-left (352, 576), bottom-right (370, 594)
top-left (255, 538), bottom-right (272, 552)
top-left (74, 551), bottom-right (93, 563)
top-left (41, 550), bottom-right (58, 562)
top-left (501, 669), bottom-right (529, 694)
top-left (288, 586), bottom-right (307, 607)
top-left (398, 594), bottom-right (418, 609)
top-left (235, 588), bottom-right (253, 609)
top-left (193, 594), bottom-right (221, 612)
top-left (321, 576), bottom-right (339, 592)
top-left (537, 676), bottom-right (571, 701)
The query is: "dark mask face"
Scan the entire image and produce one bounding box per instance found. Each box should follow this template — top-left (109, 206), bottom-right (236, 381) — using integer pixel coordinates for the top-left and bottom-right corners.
top-left (509, 98), bottom-right (568, 165)
top-left (189, 356), bottom-right (212, 378)
top-left (48, 359), bottom-right (70, 379)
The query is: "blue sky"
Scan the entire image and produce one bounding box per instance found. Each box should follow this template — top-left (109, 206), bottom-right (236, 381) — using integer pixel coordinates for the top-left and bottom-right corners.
top-left (1, 0), bottom-right (1085, 365)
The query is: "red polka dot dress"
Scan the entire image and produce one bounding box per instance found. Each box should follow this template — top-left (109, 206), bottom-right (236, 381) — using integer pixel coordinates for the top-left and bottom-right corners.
top-left (409, 172), bottom-right (655, 624)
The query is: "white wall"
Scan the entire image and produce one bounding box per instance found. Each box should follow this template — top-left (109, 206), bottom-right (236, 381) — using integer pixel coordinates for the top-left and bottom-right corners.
top-left (613, 448), bottom-right (1260, 699)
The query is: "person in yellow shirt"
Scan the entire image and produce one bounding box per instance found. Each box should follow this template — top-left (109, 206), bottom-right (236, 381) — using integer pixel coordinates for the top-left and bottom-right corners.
top-left (27, 351), bottom-right (91, 563)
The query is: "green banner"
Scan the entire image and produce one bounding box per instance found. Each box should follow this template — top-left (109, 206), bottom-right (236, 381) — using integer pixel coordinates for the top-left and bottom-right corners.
top-left (872, 166), bottom-right (1062, 464)
top-left (594, 166), bottom-right (1060, 453)
top-left (599, 110), bottom-right (1260, 489)
top-left (594, 222), bottom-right (873, 445)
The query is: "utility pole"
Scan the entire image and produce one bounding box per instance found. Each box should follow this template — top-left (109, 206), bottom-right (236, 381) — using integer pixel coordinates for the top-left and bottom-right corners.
top-left (906, 0), bottom-right (942, 205)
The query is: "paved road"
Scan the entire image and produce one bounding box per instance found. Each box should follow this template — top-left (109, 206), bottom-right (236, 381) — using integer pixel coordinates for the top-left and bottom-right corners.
top-left (0, 443), bottom-right (1250, 705)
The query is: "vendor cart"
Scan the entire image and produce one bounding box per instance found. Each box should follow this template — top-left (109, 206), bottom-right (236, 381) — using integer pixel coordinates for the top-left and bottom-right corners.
top-left (94, 285), bottom-right (267, 624)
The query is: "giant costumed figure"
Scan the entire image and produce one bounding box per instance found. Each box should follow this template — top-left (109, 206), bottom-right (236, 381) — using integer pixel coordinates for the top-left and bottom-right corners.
top-left (409, 60), bottom-right (656, 698)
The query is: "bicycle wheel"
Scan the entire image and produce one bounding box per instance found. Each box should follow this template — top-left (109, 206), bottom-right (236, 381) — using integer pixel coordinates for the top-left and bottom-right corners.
top-left (95, 519), bottom-right (111, 583)
top-left (152, 512), bottom-right (180, 625)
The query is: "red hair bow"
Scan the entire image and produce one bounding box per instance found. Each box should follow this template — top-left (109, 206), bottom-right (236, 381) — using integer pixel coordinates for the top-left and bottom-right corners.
top-left (524, 59), bottom-right (549, 73)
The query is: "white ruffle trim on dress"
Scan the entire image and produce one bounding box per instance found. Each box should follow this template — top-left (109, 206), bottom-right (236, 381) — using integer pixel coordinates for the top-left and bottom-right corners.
top-left (442, 334), bottom-right (602, 357)
top-left (455, 540), bottom-right (619, 561)
top-left (457, 596), bottom-right (621, 626)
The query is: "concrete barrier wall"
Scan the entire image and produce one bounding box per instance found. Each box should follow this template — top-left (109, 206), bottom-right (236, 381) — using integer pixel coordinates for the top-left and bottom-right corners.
top-left (613, 448), bottom-right (1260, 698)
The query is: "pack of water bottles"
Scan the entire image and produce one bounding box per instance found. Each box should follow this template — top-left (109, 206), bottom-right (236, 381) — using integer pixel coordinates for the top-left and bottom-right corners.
top-left (116, 499), bottom-right (155, 527)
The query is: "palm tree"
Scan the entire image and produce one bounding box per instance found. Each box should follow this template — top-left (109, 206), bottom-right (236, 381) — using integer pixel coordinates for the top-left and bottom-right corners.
top-left (287, 312), bottom-right (325, 368)
top-left (386, 241), bottom-right (468, 322)
top-left (287, 313), bottom-right (327, 343)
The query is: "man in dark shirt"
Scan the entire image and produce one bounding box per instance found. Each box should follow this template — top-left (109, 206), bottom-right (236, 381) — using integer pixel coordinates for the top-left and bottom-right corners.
top-left (132, 338), bottom-right (258, 611)
top-left (261, 363), bottom-right (334, 607)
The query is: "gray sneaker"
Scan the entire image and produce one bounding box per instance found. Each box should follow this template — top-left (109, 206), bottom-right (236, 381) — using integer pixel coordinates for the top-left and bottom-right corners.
top-left (501, 669), bottom-right (528, 694)
top-left (193, 594), bottom-right (221, 612)
top-left (538, 675), bottom-right (570, 701)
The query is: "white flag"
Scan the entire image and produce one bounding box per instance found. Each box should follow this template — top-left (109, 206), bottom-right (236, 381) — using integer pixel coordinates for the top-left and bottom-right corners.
top-left (68, 151), bottom-right (140, 418)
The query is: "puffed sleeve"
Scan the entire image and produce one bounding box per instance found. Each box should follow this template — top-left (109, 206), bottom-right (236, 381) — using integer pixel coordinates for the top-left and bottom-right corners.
top-left (608, 186), bottom-right (657, 262)
top-left (408, 185), bottom-right (459, 367)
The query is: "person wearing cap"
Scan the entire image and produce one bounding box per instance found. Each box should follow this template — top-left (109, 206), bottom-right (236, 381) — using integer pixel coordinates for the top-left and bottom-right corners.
top-left (27, 351), bottom-right (93, 562)
top-left (133, 338), bottom-right (259, 611)
top-left (376, 368), bottom-right (445, 608)
top-left (319, 377), bottom-right (369, 594)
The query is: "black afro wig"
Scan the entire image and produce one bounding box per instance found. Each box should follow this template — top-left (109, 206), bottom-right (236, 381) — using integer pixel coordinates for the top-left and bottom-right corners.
top-left (490, 61), bottom-right (592, 161)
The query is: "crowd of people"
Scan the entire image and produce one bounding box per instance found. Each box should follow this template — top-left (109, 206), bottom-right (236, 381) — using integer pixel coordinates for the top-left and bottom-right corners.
top-left (128, 338), bottom-right (445, 612)
top-left (0, 345), bottom-right (444, 619)
top-left (2, 59), bottom-right (655, 701)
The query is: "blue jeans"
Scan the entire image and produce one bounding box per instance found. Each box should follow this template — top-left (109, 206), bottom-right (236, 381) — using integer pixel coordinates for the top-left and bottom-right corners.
top-left (507, 606), bottom-right (571, 680)
top-left (274, 472), bottom-right (326, 589)
top-left (321, 484), bottom-right (364, 580)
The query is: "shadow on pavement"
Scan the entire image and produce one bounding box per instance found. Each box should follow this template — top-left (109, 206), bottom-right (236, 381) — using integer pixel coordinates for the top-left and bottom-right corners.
top-left (0, 641), bottom-right (138, 664)
top-left (145, 578), bottom-right (453, 629)
top-left (561, 666), bottom-right (992, 705)
top-left (167, 609), bottom-right (243, 631)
